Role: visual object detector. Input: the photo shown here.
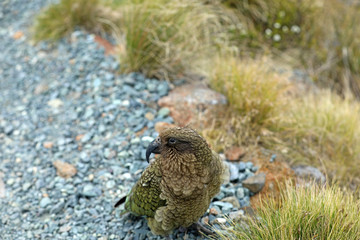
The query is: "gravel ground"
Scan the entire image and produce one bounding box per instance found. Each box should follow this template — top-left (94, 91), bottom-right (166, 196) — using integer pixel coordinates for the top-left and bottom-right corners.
top-left (0, 1), bottom-right (256, 239)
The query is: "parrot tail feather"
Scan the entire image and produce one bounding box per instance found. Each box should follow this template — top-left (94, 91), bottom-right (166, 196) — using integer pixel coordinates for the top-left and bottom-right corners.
top-left (114, 196), bottom-right (127, 208)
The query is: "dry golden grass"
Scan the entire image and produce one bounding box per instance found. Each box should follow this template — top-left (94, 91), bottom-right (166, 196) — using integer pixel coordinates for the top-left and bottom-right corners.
top-left (210, 57), bottom-right (289, 125)
top-left (215, 182), bottom-right (360, 240)
top-left (202, 55), bottom-right (360, 186)
top-left (32, 0), bottom-right (120, 42)
top-left (116, 0), bottom-right (232, 80)
top-left (201, 57), bottom-right (289, 152)
top-left (268, 90), bottom-right (360, 185)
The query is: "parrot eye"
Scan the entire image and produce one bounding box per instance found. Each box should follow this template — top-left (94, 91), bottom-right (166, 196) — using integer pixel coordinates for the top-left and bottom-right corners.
top-left (168, 138), bottom-right (177, 145)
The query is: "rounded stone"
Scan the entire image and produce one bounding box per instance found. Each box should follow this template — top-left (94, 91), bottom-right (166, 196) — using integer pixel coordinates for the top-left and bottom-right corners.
top-left (106, 180), bottom-right (116, 189)
top-left (157, 107), bottom-right (170, 118)
top-left (40, 197), bottom-right (51, 208)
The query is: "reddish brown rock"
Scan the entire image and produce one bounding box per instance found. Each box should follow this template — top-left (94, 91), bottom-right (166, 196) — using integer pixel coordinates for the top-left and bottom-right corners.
top-left (145, 112), bottom-right (154, 121)
top-left (209, 207), bottom-right (219, 215)
top-left (158, 83), bottom-right (227, 128)
top-left (43, 141), bottom-right (54, 149)
top-left (75, 134), bottom-right (84, 141)
top-left (13, 31), bottom-right (24, 39)
top-left (53, 161), bottom-right (77, 178)
top-left (94, 35), bottom-right (115, 55)
top-left (201, 216), bottom-right (209, 225)
top-left (154, 122), bottom-right (177, 133)
top-left (225, 146), bottom-right (246, 161)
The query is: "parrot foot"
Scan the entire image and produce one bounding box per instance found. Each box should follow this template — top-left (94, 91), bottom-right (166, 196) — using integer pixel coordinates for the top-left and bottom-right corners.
top-left (176, 222), bottom-right (215, 237)
top-left (178, 226), bottom-right (187, 233)
top-left (192, 221), bottom-right (216, 236)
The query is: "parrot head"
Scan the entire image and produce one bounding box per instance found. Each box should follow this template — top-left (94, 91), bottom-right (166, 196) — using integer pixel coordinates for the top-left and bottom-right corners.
top-left (146, 127), bottom-right (211, 163)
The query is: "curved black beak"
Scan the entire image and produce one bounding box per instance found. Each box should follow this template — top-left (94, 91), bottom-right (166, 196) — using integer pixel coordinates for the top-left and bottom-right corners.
top-left (146, 138), bottom-right (161, 163)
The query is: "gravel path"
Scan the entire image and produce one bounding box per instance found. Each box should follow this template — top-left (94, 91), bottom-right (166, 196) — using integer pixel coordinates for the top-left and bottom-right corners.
top-left (0, 1), bottom-right (256, 239)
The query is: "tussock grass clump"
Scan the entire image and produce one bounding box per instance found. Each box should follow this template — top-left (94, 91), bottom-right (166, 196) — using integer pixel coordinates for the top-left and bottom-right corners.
top-left (117, 0), bottom-right (230, 80)
top-left (204, 56), bottom-right (360, 185)
top-left (117, 1), bottom-right (189, 79)
top-left (271, 91), bottom-right (360, 184)
top-left (210, 57), bottom-right (288, 126)
top-left (32, 0), bottom-right (118, 42)
top-left (201, 110), bottom-right (255, 152)
top-left (217, 183), bottom-right (360, 240)
top-left (201, 57), bottom-right (288, 151)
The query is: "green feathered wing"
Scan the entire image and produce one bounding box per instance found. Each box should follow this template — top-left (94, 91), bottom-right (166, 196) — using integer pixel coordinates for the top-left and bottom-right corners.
top-left (115, 160), bottom-right (166, 217)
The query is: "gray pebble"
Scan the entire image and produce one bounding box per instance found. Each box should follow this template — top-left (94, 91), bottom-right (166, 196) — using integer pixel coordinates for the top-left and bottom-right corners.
top-left (80, 152), bottom-right (91, 162)
top-left (81, 132), bottom-right (93, 143)
top-left (228, 162), bottom-right (239, 182)
top-left (240, 199), bottom-right (250, 207)
top-left (35, 179), bottom-right (45, 189)
top-left (236, 162), bottom-right (246, 172)
top-left (270, 154), bottom-right (277, 162)
top-left (245, 161), bottom-right (253, 169)
top-left (106, 180), bottom-right (116, 189)
top-left (157, 107), bottom-right (170, 118)
top-left (22, 182), bottom-right (32, 191)
top-left (82, 184), bottom-right (99, 197)
top-left (84, 108), bottom-right (94, 119)
top-left (236, 187), bottom-right (245, 199)
top-left (212, 201), bottom-right (233, 210)
top-left (6, 178), bottom-right (15, 186)
top-left (238, 173), bottom-right (247, 181)
top-left (40, 197), bottom-right (51, 208)
top-left (245, 169), bottom-right (255, 178)
top-left (93, 78), bottom-right (102, 88)
top-left (50, 201), bottom-right (65, 214)
top-left (214, 191), bottom-right (225, 200)
top-left (242, 172), bottom-right (266, 194)
top-left (222, 187), bottom-right (235, 197)
top-left (251, 166), bottom-right (259, 172)
top-left (4, 125), bottom-right (14, 135)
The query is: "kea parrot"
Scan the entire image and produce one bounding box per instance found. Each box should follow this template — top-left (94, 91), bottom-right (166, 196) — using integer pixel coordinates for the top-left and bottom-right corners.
top-left (114, 127), bottom-right (226, 236)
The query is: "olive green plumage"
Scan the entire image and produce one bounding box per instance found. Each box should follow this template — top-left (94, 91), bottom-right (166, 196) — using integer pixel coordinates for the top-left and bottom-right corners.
top-left (115, 127), bottom-right (226, 236)
top-left (123, 160), bottom-right (166, 217)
